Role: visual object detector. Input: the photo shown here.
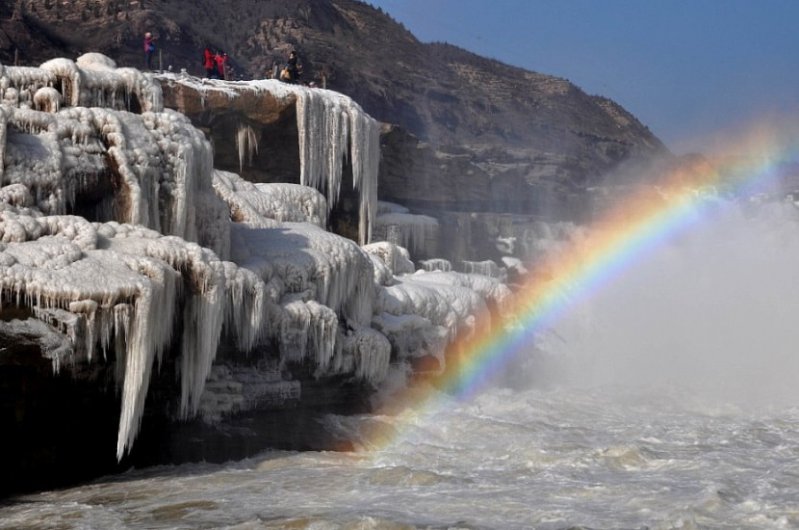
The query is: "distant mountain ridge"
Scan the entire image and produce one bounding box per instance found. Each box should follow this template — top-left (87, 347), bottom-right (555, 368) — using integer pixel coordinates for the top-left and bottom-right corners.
top-left (0, 0), bottom-right (670, 205)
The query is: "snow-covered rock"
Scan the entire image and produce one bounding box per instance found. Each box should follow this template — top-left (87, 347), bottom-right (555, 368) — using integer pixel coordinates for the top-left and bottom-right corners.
top-left (363, 241), bottom-right (415, 277)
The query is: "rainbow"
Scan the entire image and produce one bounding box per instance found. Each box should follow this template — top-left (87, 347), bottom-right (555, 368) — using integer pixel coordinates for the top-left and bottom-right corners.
top-left (363, 120), bottom-right (799, 451)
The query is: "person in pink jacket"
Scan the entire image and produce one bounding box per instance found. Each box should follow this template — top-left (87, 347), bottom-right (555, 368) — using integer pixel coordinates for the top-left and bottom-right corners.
top-left (143, 32), bottom-right (155, 70)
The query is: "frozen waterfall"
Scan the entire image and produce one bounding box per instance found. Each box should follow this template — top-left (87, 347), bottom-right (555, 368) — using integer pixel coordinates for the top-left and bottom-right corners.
top-left (156, 74), bottom-right (381, 245)
top-left (1, 55), bottom-right (515, 461)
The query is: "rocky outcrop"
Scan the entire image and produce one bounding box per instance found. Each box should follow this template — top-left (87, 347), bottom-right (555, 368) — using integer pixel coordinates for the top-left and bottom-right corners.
top-left (1, 0), bottom-right (670, 203)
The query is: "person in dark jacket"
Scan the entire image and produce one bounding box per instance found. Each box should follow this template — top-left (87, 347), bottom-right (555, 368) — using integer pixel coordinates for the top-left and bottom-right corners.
top-left (203, 47), bottom-right (217, 78)
top-left (280, 50), bottom-right (302, 83)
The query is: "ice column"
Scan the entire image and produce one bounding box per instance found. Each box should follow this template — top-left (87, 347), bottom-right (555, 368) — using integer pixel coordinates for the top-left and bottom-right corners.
top-left (295, 89), bottom-right (380, 245)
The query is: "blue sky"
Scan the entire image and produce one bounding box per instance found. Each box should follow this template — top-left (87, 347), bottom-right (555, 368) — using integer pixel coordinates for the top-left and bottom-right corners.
top-left (366, 0), bottom-right (798, 155)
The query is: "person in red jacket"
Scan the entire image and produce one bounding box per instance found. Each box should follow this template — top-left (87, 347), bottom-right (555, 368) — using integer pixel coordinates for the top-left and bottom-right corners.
top-left (214, 50), bottom-right (229, 80)
top-left (203, 47), bottom-right (216, 78)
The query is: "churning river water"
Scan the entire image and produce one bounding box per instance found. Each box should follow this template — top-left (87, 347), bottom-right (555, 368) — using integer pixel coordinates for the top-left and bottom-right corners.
top-left (3, 200), bottom-right (799, 529)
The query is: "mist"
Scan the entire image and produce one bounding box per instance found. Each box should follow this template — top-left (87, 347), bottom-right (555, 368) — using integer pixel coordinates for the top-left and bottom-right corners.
top-left (524, 198), bottom-right (799, 409)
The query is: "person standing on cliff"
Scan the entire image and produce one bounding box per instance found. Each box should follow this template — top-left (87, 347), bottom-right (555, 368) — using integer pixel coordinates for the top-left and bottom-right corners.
top-left (143, 32), bottom-right (155, 70)
top-left (280, 50), bottom-right (302, 83)
top-left (203, 47), bottom-right (217, 78)
top-left (215, 50), bottom-right (229, 80)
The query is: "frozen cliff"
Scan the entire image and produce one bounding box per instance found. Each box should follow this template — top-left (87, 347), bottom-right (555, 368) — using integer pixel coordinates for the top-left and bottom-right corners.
top-left (0, 54), bottom-right (514, 493)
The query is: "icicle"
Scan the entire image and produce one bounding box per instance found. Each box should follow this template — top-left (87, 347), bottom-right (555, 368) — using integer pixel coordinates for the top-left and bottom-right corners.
top-left (374, 212), bottom-right (439, 256)
top-left (221, 261), bottom-right (266, 351)
top-left (340, 326), bottom-right (391, 384)
top-left (141, 109), bottom-right (215, 242)
top-left (177, 261), bottom-right (225, 419)
top-left (99, 225), bottom-right (267, 422)
top-left (291, 85), bottom-right (378, 244)
top-left (235, 124), bottom-right (258, 173)
top-left (296, 88), bottom-right (348, 210)
top-left (155, 77), bottom-right (381, 244)
top-left (115, 252), bottom-right (179, 460)
top-left (347, 103), bottom-right (380, 245)
top-left (278, 298), bottom-right (338, 372)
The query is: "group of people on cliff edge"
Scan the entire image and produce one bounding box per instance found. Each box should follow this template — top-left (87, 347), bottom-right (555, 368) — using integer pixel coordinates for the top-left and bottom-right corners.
top-left (143, 31), bottom-right (312, 86)
top-left (203, 47), bottom-right (230, 79)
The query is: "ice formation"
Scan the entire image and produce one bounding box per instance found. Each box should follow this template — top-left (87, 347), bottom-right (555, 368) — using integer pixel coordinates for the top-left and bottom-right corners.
top-left (215, 168), bottom-right (386, 382)
top-left (460, 259), bottom-right (506, 281)
top-left (253, 183), bottom-right (328, 227)
top-left (0, 208), bottom-right (265, 459)
top-left (376, 273), bottom-right (486, 344)
top-left (0, 55), bottom-right (247, 458)
top-left (408, 270), bottom-right (512, 318)
top-left (295, 87), bottom-right (380, 246)
top-left (0, 104), bottom-right (220, 257)
top-left (1, 55), bottom-right (516, 460)
top-left (362, 241), bottom-right (415, 276)
top-left (419, 258), bottom-right (452, 272)
top-left (373, 211), bottom-right (439, 256)
top-left (214, 170), bottom-right (328, 227)
top-left (35, 55), bottom-right (163, 112)
top-left (230, 220), bottom-right (374, 329)
top-left (156, 74), bottom-right (380, 245)
top-left (371, 272), bottom-right (487, 371)
top-left (236, 124), bottom-right (258, 173)
top-left (338, 326), bottom-right (391, 383)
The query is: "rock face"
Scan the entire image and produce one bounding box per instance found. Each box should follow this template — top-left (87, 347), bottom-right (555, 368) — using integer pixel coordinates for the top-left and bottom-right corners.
top-left (1, 0), bottom-right (670, 210)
